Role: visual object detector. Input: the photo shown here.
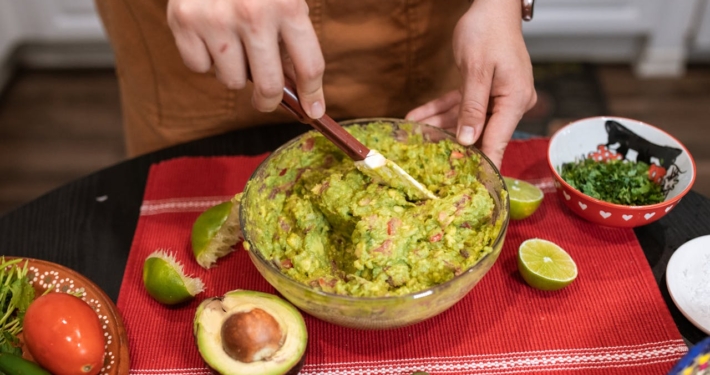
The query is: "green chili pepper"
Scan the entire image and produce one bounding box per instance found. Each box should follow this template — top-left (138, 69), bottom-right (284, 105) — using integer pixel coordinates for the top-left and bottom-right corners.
top-left (0, 353), bottom-right (50, 375)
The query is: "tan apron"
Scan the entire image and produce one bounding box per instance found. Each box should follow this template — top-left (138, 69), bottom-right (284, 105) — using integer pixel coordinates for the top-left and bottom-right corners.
top-left (95, 0), bottom-right (469, 156)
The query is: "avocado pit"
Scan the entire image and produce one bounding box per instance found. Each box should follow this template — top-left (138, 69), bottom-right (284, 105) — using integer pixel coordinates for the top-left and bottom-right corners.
top-left (221, 308), bottom-right (285, 363)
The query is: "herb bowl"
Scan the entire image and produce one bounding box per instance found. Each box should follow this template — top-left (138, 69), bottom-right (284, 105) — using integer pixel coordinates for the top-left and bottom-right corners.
top-left (547, 116), bottom-right (696, 227)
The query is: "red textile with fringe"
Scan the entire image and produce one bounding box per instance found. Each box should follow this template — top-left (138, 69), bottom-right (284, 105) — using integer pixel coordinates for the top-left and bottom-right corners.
top-left (117, 138), bottom-right (687, 374)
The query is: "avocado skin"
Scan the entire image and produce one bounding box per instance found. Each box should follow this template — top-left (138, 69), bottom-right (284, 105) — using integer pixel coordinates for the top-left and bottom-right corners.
top-left (203, 350), bottom-right (305, 375)
top-left (207, 347), bottom-right (308, 375)
top-left (285, 354), bottom-right (306, 375)
top-left (194, 290), bottom-right (308, 375)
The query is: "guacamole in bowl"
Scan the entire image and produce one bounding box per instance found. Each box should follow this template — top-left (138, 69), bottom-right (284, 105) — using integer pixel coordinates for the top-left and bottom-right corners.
top-left (241, 119), bottom-right (509, 329)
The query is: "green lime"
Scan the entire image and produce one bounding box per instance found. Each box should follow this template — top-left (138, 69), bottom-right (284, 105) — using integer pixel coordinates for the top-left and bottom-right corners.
top-left (143, 250), bottom-right (205, 305)
top-left (517, 238), bottom-right (577, 291)
top-left (504, 177), bottom-right (543, 220)
top-left (192, 193), bottom-right (243, 269)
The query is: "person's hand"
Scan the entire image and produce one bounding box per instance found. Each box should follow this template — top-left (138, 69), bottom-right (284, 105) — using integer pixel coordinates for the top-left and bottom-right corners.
top-left (167, 0), bottom-right (326, 119)
top-left (405, 0), bottom-right (537, 168)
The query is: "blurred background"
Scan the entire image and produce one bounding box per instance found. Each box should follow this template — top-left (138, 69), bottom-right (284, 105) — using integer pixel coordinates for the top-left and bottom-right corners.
top-left (1, 0), bottom-right (709, 215)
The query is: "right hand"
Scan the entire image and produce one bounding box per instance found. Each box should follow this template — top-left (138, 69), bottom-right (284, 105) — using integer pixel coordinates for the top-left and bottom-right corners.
top-left (167, 0), bottom-right (326, 119)
top-left (406, 0), bottom-right (536, 169)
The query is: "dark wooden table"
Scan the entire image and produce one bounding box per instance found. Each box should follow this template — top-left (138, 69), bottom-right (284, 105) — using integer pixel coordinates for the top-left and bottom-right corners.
top-left (0, 123), bottom-right (708, 345)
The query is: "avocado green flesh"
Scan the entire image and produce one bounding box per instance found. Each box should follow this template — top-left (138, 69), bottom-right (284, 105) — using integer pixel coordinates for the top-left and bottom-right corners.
top-left (194, 290), bottom-right (307, 375)
top-left (245, 121), bottom-right (503, 297)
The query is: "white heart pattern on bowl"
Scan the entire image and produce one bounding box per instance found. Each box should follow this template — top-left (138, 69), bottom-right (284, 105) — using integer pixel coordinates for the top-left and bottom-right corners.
top-left (665, 205), bottom-right (673, 213)
top-left (622, 214), bottom-right (633, 221)
top-left (563, 191), bottom-right (571, 201)
top-left (599, 211), bottom-right (611, 219)
top-left (578, 202), bottom-right (588, 210)
top-left (644, 212), bottom-right (656, 220)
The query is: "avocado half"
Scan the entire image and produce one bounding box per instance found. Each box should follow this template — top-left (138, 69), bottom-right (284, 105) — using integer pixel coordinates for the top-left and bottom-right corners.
top-left (194, 289), bottom-right (307, 375)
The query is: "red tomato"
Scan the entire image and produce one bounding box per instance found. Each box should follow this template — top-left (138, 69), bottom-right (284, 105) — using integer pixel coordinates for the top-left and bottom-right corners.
top-left (23, 293), bottom-right (105, 375)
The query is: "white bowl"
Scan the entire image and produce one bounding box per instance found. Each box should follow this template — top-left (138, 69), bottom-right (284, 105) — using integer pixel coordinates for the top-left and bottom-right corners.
top-left (547, 116), bottom-right (696, 227)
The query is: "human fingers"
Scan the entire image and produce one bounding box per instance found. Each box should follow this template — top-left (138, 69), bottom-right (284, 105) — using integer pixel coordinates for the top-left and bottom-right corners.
top-left (205, 32), bottom-right (248, 89)
top-left (280, 4), bottom-right (325, 119)
top-left (457, 65), bottom-right (493, 146)
top-left (239, 19), bottom-right (284, 112)
top-left (194, 2), bottom-right (249, 90)
top-left (405, 90), bottom-right (461, 123)
top-left (167, 1), bottom-right (212, 73)
top-left (478, 104), bottom-right (522, 169)
top-left (416, 105), bottom-right (460, 130)
top-left (280, 46), bottom-right (297, 83)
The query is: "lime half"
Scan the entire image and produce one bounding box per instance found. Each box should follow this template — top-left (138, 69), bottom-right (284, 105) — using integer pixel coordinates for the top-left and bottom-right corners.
top-left (504, 177), bottom-right (543, 220)
top-left (143, 250), bottom-right (205, 305)
top-left (518, 238), bottom-right (577, 291)
top-left (192, 193), bottom-right (243, 269)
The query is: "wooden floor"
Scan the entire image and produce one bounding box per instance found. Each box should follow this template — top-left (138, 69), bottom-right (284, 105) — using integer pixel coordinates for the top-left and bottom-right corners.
top-left (0, 69), bottom-right (124, 215)
top-left (0, 64), bottom-right (709, 216)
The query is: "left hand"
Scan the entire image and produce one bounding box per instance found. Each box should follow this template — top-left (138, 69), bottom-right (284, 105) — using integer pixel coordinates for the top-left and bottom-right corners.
top-left (405, 0), bottom-right (537, 169)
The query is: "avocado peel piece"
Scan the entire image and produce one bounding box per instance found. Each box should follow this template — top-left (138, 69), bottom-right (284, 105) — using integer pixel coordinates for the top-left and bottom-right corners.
top-left (194, 290), bottom-right (307, 375)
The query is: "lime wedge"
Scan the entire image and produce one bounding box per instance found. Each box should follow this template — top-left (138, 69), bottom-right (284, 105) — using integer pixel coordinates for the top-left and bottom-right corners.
top-left (504, 177), bottom-right (543, 220)
top-left (143, 250), bottom-right (205, 305)
top-left (192, 193), bottom-right (243, 269)
top-left (517, 238), bottom-right (577, 291)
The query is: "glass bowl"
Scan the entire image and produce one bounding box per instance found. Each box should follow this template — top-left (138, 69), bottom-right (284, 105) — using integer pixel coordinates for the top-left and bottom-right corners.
top-left (240, 118), bottom-right (509, 329)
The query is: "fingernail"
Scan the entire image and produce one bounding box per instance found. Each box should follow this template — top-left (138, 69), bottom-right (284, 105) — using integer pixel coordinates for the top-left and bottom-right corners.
top-left (310, 101), bottom-right (325, 119)
top-left (458, 126), bottom-right (475, 145)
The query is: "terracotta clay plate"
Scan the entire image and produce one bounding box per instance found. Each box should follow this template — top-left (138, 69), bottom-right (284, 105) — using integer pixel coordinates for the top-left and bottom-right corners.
top-left (6, 257), bottom-right (130, 374)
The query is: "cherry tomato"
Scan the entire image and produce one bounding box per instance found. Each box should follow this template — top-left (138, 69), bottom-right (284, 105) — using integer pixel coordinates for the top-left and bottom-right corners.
top-left (23, 293), bottom-right (105, 375)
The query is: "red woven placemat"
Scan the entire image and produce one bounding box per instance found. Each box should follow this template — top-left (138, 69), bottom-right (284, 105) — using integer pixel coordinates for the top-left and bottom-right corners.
top-left (117, 139), bottom-right (687, 374)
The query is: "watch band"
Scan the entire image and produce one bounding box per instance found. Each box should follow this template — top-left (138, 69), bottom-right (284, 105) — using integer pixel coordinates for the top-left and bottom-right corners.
top-left (522, 0), bottom-right (534, 21)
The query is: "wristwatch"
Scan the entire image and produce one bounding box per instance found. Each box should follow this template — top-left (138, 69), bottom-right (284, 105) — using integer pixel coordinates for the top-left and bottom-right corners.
top-left (522, 0), bottom-right (534, 21)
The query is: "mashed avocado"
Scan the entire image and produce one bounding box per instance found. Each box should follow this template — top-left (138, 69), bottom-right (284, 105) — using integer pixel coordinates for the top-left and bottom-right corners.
top-left (244, 121), bottom-right (504, 297)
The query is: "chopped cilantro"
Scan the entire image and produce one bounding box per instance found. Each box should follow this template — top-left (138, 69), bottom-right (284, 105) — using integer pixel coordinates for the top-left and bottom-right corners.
top-left (560, 158), bottom-right (665, 206)
top-left (0, 258), bottom-right (35, 355)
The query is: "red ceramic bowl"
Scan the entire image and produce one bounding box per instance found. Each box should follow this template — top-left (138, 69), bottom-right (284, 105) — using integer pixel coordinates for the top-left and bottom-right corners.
top-left (547, 116), bottom-right (696, 227)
